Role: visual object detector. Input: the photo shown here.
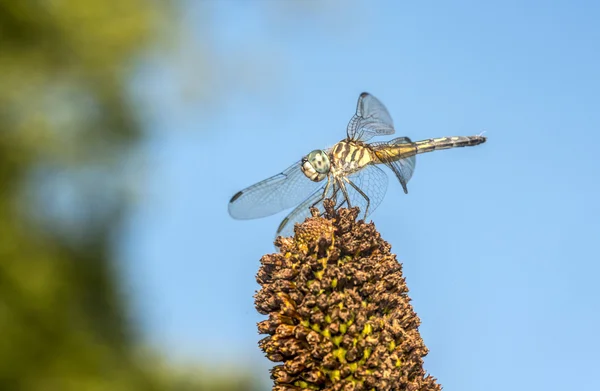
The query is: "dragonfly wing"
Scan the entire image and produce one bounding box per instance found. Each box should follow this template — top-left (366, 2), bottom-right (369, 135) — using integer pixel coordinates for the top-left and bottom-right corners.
top-left (346, 92), bottom-right (395, 142)
top-left (228, 159), bottom-right (322, 220)
top-left (275, 183), bottom-right (333, 238)
top-left (343, 164), bottom-right (388, 218)
top-left (370, 137), bottom-right (416, 194)
top-left (275, 164), bottom-right (388, 238)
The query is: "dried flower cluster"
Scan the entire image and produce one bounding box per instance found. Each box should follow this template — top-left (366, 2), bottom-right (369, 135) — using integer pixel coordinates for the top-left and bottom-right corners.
top-left (255, 200), bottom-right (441, 391)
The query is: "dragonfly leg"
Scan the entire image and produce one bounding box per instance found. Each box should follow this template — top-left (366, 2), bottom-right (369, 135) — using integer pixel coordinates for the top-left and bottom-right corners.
top-left (310, 177), bottom-right (342, 218)
top-left (324, 183), bottom-right (348, 211)
top-left (345, 177), bottom-right (370, 219)
top-left (313, 182), bottom-right (345, 217)
top-left (338, 178), bottom-right (352, 210)
top-left (335, 197), bottom-right (347, 209)
top-left (331, 183), bottom-right (343, 205)
top-left (311, 175), bottom-right (331, 209)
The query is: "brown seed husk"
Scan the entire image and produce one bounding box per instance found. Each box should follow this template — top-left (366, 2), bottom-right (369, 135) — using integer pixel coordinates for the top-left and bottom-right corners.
top-left (255, 199), bottom-right (441, 391)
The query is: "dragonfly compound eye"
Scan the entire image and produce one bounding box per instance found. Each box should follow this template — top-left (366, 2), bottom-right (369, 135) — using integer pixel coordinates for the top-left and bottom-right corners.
top-left (301, 150), bottom-right (330, 182)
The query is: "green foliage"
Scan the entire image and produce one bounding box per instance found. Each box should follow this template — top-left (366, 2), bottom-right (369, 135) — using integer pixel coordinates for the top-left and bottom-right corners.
top-left (0, 1), bottom-right (258, 389)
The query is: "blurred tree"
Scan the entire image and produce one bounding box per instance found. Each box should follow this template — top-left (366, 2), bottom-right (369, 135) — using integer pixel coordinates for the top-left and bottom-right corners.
top-left (0, 1), bottom-right (258, 390)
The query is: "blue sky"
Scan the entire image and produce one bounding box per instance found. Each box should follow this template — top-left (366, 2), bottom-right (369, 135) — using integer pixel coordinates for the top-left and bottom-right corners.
top-left (119, 1), bottom-right (600, 390)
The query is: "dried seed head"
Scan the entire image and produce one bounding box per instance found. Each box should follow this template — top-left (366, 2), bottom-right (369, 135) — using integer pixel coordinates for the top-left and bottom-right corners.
top-left (255, 199), bottom-right (441, 391)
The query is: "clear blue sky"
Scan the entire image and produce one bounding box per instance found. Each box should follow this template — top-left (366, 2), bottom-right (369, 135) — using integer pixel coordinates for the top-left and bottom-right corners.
top-left (120, 1), bottom-right (600, 390)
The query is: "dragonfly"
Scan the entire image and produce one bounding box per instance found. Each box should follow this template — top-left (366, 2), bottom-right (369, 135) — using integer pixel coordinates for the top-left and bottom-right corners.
top-left (228, 92), bottom-right (486, 238)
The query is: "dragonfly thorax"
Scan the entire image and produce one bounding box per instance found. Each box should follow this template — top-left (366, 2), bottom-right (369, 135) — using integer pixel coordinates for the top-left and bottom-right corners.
top-left (301, 149), bottom-right (330, 182)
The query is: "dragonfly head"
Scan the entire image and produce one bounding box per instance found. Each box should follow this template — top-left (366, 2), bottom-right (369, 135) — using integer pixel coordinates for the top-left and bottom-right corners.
top-left (301, 150), bottom-right (330, 182)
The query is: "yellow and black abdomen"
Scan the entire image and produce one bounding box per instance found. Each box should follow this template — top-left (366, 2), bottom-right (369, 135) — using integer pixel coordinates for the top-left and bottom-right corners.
top-left (414, 135), bottom-right (486, 154)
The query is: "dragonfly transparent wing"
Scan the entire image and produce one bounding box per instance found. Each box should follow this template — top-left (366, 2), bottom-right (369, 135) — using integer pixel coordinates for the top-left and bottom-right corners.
top-left (228, 159), bottom-right (322, 220)
top-left (276, 164), bottom-right (388, 238)
top-left (341, 164), bottom-right (388, 218)
top-left (370, 137), bottom-right (416, 194)
top-left (346, 92), bottom-right (396, 142)
top-left (276, 182), bottom-right (332, 238)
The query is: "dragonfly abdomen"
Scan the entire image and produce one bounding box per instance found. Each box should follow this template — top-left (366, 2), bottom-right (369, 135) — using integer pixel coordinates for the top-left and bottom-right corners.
top-left (415, 135), bottom-right (486, 154)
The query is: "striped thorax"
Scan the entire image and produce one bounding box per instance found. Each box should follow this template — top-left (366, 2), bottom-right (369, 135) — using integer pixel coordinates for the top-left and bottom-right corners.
top-left (330, 141), bottom-right (374, 174)
top-left (301, 141), bottom-right (374, 182)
